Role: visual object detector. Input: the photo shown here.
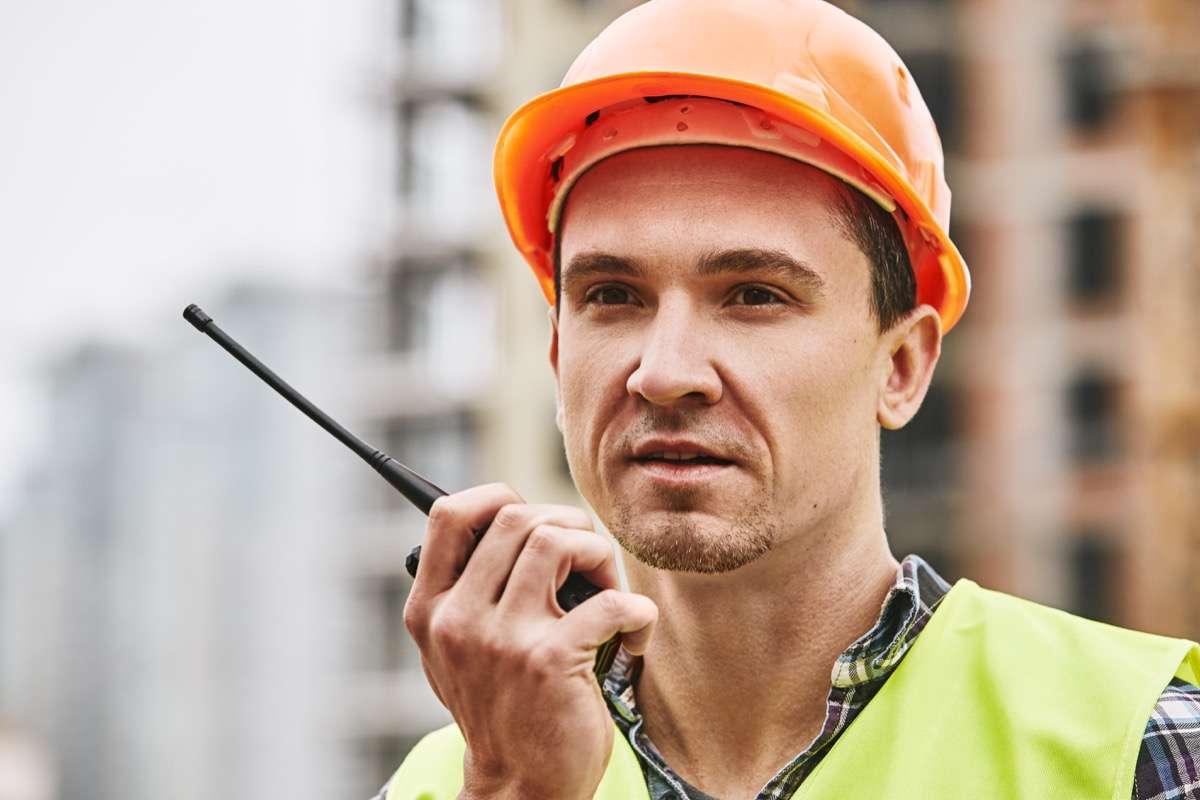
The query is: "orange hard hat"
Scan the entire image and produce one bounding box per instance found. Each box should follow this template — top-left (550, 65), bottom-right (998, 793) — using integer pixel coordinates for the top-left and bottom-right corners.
top-left (494, 0), bottom-right (970, 332)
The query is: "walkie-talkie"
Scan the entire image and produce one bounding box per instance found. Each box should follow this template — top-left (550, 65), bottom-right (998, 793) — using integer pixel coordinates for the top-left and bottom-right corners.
top-left (182, 303), bottom-right (621, 683)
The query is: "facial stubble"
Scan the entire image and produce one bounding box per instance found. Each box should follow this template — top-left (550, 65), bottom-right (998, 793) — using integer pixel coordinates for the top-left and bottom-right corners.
top-left (607, 481), bottom-right (778, 574)
top-left (562, 399), bottom-right (777, 574)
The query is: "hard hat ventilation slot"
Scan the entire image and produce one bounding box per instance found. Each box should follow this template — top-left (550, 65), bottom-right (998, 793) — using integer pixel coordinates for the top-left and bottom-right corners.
top-left (896, 65), bottom-right (911, 108)
top-left (585, 110), bottom-right (601, 127)
top-left (550, 157), bottom-right (564, 183)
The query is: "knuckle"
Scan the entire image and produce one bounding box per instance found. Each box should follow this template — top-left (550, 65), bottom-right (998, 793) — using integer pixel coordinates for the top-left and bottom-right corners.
top-left (428, 608), bottom-right (471, 652)
top-left (526, 640), bottom-right (566, 674)
top-left (594, 589), bottom-right (625, 619)
top-left (584, 533), bottom-right (613, 561)
top-left (426, 496), bottom-right (458, 531)
top-left (492, 502), bottom-right (529, 531)
top-left (402, 596), bottom-right (428, 639)
top-left (557, 505), bottom-right (594, 530)
top-left (524, 524), bottom-right (561, 555)
top-left (476, 629), bottom-right (510, 662)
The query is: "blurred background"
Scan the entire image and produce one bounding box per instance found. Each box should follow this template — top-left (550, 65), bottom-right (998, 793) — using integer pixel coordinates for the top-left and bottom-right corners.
top-left (0, 0), bottom-right (1197, 797)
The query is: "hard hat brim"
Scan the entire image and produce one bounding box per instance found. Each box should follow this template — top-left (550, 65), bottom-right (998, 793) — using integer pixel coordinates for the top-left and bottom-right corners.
top-left (494, 70), bottom-right (970, 333)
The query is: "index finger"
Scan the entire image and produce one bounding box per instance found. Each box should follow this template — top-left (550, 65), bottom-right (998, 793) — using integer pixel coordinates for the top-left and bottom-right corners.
top-left (409, 482), bottom-right (524, 600)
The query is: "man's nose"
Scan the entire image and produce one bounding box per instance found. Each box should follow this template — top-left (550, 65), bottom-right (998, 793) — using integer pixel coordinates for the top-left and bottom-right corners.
top-left (625, 301), bottom-right (722, 406)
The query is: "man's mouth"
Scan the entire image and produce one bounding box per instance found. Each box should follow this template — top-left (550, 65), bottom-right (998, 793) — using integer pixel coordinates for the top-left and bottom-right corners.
top-left (629, 455), bottom-right (734, 486)
top-left (633, 452), bottom-right (733, 466)
top-left (625, 438), bottom-right (740, 484)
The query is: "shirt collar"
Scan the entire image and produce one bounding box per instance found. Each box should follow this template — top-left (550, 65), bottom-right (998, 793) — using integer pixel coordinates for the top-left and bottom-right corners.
top-left (829, 553), bottom-right (950, 687)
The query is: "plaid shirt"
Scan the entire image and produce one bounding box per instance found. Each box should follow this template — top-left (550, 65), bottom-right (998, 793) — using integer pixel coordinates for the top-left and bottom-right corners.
top-left (374, 554), bottom-right (1200, 799)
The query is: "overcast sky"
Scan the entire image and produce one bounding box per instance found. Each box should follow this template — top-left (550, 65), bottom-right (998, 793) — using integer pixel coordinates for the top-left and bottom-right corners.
top-left (0, 0), bottom-right (394, 514)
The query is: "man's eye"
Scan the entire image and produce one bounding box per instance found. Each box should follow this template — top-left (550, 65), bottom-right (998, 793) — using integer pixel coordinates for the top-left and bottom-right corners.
top-left (733, 286), bottom-right (784, 306)
top-left (585, 285), bottom-right (634, 305)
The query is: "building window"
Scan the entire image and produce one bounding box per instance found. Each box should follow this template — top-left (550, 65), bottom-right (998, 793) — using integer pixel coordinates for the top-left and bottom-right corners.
top-left (397, 0), bottom-right (416, 40)
top-left (902, 50), bottom-right (961, 153)
top-left (400, 0), bottom-right (503, 83)
top-left (948, 219), bottom-right (974, 270)
top-left (355, 573), bottom-right (413, 672)
top-left (1063, 38), bottom-right (1115, 131)
top-left (386, 256), bottom-right (496, 391)
top-left (397, 97), bottom-right (493, 234)
top-left (1067, 369), bottom-right (1121, 463)
top-left (881, 380), bottom-right (960, 490)
top-left (1070, 531), bottom-right (1119, 623)
top-left (388, 258), bottom-right (442, 354)
top-left (1066, 208), bottom-right (1122, 303)
top-left (382, 410), bottom-right (479, 498)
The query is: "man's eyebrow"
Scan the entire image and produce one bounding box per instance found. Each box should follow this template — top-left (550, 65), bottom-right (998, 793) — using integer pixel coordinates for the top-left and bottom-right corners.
top-left (561, 252), bottom-right (644, 296)
top-left (697, 248), bottom-right (826, 293)
top-left (560, 247), bottom-right (826, 296)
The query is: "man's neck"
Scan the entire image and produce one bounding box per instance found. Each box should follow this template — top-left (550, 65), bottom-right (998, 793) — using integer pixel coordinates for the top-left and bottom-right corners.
top-left (622, 520), bottom-right (899, 799)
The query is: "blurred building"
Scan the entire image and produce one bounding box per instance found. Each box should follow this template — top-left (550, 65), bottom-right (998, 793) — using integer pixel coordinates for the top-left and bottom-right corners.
top-left (851, 0), bottom-right (1200, 639)
top-left (0, 285), bottom-right (367, 800)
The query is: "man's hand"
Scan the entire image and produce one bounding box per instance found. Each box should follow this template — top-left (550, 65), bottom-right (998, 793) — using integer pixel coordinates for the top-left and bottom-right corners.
top-left (403, 483), bottom-right (659, 800)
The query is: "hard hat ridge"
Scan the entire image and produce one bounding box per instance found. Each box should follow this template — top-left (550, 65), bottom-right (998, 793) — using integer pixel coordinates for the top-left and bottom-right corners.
top-left (545, 96), bottom-right (900, 236)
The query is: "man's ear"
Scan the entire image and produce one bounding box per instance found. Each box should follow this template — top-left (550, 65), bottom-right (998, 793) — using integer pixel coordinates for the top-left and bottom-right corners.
top-left (548, 305), bottom-right (565, 433)
top-left (877, 304), bottom-right (943, 430)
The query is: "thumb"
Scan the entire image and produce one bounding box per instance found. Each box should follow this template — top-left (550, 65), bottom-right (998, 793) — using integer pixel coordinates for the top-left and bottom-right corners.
top-left (559, 589), bottom-right (658, 658)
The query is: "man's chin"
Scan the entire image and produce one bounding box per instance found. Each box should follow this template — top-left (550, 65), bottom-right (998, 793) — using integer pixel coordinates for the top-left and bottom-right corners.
top-left (608, 506), bottom-right (776, 575)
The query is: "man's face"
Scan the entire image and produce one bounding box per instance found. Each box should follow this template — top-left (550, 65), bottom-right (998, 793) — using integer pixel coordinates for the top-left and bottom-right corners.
top-left (551, 145), bottom-right (890, 574)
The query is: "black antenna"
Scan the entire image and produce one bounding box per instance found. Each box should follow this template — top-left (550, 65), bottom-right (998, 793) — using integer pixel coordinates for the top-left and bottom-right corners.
top-left (183, 304), bottom-right (445, 513)
top-left (182, 303), bottom-right (618, 682)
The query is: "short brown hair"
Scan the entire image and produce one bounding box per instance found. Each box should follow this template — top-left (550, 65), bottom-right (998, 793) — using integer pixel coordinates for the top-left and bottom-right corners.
top-left (827, 183), bottom-right (917, 331)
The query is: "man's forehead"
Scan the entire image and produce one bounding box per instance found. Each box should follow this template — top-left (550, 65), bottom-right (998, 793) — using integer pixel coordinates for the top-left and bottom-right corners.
top-left (556, 145), bottom-right (856, 288)
top-left (566, 144), bottom-right (846, 195)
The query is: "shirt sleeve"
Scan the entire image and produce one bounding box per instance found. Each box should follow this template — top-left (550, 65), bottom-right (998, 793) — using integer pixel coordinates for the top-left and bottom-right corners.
top-left (1132, 678), bottom-right (1200, 799)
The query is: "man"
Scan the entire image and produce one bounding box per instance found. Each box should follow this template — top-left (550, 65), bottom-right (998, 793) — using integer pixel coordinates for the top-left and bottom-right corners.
top-left (378, 1), bottom-right (1200, 798)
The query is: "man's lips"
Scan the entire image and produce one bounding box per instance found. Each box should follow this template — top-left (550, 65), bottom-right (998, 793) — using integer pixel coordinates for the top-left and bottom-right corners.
top-left (626, 439), bottom-right (739, 486)
top-left (628, 438), bottom-right (736, 466)
top-left (628, 458), bottom-right (735, 486)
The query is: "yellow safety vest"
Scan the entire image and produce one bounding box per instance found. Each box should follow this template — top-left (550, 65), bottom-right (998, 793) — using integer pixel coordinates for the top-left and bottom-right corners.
top-left (386, 579), bottom-right (1200, 799)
